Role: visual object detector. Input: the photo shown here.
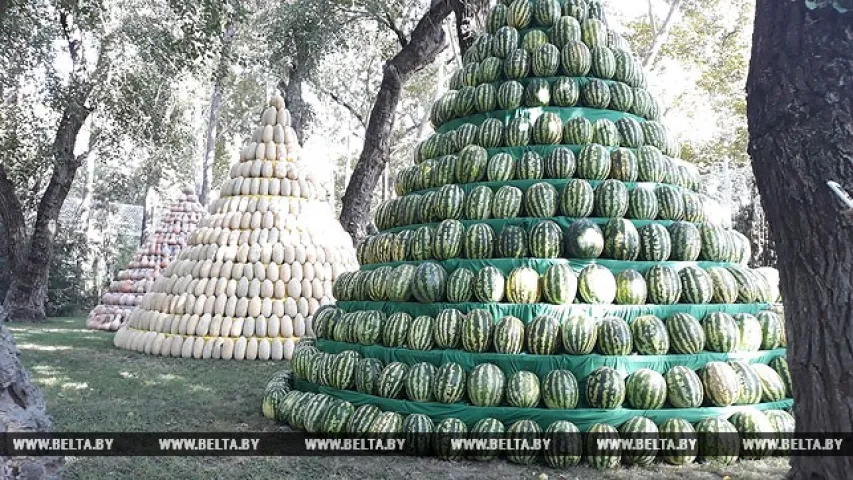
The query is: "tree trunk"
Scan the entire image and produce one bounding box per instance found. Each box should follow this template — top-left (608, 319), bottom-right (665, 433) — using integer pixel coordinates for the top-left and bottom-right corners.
top-left (0, 324), bottom-right (64, 478)
top-left (642, 0), bottom-right (682, 68)
top-left (452, 0), bottom-right (489, 56)
top-left (199, 17), bottom-right (237, 205)
top-left (746, 3), bottom-right (853, 479)
top-left (339, 0), bottom-right (456, 243)
top-left (282, 49), bottom-right (313, 142)
top-left (0, 90), bottom-right (92, 322)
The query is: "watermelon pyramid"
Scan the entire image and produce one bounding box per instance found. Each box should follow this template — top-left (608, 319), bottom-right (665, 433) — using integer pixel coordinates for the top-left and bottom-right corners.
top-left (265, 0), bottom-right (792, 467)
top-left (113, 95), bottom-right (359, 360)
top-left (87, 189), bottom-right (206, 331)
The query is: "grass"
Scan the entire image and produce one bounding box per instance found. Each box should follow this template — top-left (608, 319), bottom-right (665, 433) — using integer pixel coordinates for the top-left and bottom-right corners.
top-left (13, 317), bottom-right (790, 480)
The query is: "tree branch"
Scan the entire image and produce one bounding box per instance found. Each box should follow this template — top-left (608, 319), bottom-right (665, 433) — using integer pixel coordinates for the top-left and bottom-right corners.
top-left (642, 0), bottom-right (683, 68)
top-left (383, 10), bottom-right (409, 48)
top-left (647, 0), bottom-right (657, 37)
top-left (0, 163), bottom-right (28, 271)
top-left (314, 85), bottom-right (366, 126)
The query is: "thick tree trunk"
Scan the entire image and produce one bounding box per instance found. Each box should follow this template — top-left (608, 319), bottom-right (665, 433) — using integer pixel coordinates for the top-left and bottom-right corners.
top-left (339, 0), bottom-right (456, 243)
top-left (0, 324), bottom-right (63, 478)
top-left (452, 0), bottom-right (489, 56)
top-left (746, 3), bottom-right (853, 479)
top-left (199, 18), bottom-right (237, 205)
top-left (282, 51), bottom-right (313, 142)
top-left (0, 91), bottom-right (92, 322)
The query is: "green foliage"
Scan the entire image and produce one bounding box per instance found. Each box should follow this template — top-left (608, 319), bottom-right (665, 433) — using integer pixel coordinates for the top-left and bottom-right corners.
top-left (46, 228), bottom-right (97, 316)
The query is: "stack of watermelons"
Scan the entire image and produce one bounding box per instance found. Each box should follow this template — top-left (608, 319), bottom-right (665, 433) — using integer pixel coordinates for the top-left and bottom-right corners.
top-left (264, 0), bottom-right (792, 469)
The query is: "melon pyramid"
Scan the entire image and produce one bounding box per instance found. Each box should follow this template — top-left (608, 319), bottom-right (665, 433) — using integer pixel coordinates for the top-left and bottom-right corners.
top-left (87, 189), bottom-right (206, 331)
top-left (113, 95), bottom-right (359, 360)
top-left (265, 0), bottom-right (791, 466)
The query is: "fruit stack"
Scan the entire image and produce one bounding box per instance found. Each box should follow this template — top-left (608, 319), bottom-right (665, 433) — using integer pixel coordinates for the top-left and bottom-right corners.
top-left (112, 96), bottom-right (359, 360)
top-left (86, 189), bottom-right (206, 331)
top-left (265, 0), bottom-right (793, 468)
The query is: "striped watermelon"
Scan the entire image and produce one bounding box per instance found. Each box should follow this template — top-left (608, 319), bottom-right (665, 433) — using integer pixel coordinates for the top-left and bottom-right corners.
top-left (346, 404), bottom-right (381, 435)
top-left (493, 315), bottom-right (525, 353)
top-left (655, 185), bottom-right (685, 220)
top-left (699, 361), bottom-right (741, 407)
top-left (542, 370), bottom-right (579, 409)
top-left (665, 365), bottom-right (704, 408)
top-left (433, 362), bottom-right (466, 403)
top-left (560, 40), bottom-right (592, 76)
top-left (733, 313), bottom-right (763, 352)
top-left (486, 152), bottom-right (515, 181)
top-left (770, 356), bottom-right (792, 398)
top-left (497, 224), bottom-right (528, 257)
top-left (699, 223), bottom-right (733, 262)
top-left (706, 266), bottom-right (739, 304)
top-left (619, 416), bottom-right (660, 466)
top-left (526, 314), bottom-right (561, 354)
top-left (563, 117), bottom-right (592, 145)
top-left (603, 218), bottom-right (640, 261)
top-left (411, 262), bottom-right (447, 303)
top-left (467, 363), bottom-right (506, 406)
top-left (592, 119), bottom-right (619, 147)
top-left (506, 420), bottom-right (542, 465)
top-left (630, 314), bottom-right (669, 354)
top-left (465, 185), bottom-right (494, 220)
top-left (456, 145), bottom-right (488, 183)
top-left (666, 312), bottom-right (705, 354)
top-left (752, 363), bottom-right (787, 402)
top-left (376, 362), bottom-right (409, 399)
top-left (524, 78), bottom-right (551, 107)
top-left (581, 79), bottom-right (611, 109)
top-left (533, 0), bottom-right (560, 26)
top-left (506, 266), bottom-right (541, 303)
top-left (434, 184), bottom-right (464, 221)
top-left (544, 147), bottom-right (576, 178)
top-left (645, 265), bottom-right (682, 305)
top-left (594, 179), bottom-right (629, 217)
top-left (533, 111), bottom-right (562, 144)
top-left (576, 144), bottom-right (611, 179)
top-left (608, 81), bottom-right (635, 112)
top-left (668, 221), bottom-right (701, 261)
top-left (475, 265), bottom-right (506, 302)
top-left (462, 309), bottom-right (493, 352)
top-left (515, 150), bottom-right (544, 179)
top-left (455, 86), bottom-right (477, 117)
top-left (320, 399), bottom-right (354, 434)
top-left (560, 179), bottom-right (595, 217)
top-left (488, 6), bottom-right (507, 34)
top-left (610, 148), bottom-right (639, 182)
top-left (615, 269), bottom-right (647, 304)
top-left (470, 418), bottom-right (505, 461)
top-left (596, 316), bottom-right (632, 355)
top-left (357, 311), bottom-right (385, 345)
top-left (503, 48), bottom-right (530, 79)
top-left (551, 16), bottom-right (581, 48)
top-left (532, 43), bottom-right (560, 76)
top-left (728, 409), bottom-right (775, 459)
top-left (507, 0), bottom-right (533, 28)
top-left (659, 418), bottom-right (697, 465)
top-left (585, 366), bottom-right (625, 409)
top-left (529, 220), bottom-right (563, 258)
top-left (476, 59), bottom-right (502, 85)
top-left (561, 313), bottom-right (598, 354)
top-left (702, 312), bottom-right (739, 352)
top-left (493, 26), bottom-right (520, 58)
top-left (433, 308), bottom-right (464, 349)
top-left (408, 315), bottom-right (435, 351)
top-left (409, 227), bottom-right (435, 262)
top-left (637, 223), bottom-right (671, 260)
top-left (542, 263), bottom-right (578, 304)
top-left (506, 371), bottom-right (541, 407)
top-left (544, 421), bottom-right (583, 468)
top-left (695, 417), bottom-right (739, 465)
top-left (577, 264), bottom-right (616, 303)
top-left (382, 312), bottom-right (412, 348)
top-left (463, 222), bottom-right (495, 259)
top-left (478, 118), bottom-right (505, 148)
top-left (636, 145), bottom-right (665, 182)
top-left (728, 360), bottom-right (763, 405)
top-left (497, 80), bottom-right (524, 110)
top-left (446, 267), bottom-right (475, 303)
top-left (402, 413), bottom-right (435, 456)
top-left (586, 423), bottom-right (621, 469)
top-left (434, 417), bottom-right (467, 460)
top-left (405, 362), bottom-right (437, 402)
top-left (590, 45), bottom-right (616, 79)
top-left (757, 310), bottom-right (784, 350)
top-left (581, 18), bottom-right (607, 47)
top-left (492, 185), bottom-right (523, 218)
top-left (551, 77), bottom-right (580, 107)
top-left (679, 265), bottom-right (714, 304)
top-left (563, 0), bottom-right (588, 21)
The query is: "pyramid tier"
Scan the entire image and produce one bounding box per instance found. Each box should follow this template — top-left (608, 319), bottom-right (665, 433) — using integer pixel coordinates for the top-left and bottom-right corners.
top-left (87, 191), bottom-right (206, 331)
top-left (113, 95), bottom-right (359, 360)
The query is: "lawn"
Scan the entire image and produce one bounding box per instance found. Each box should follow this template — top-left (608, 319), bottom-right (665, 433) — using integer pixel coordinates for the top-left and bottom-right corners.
top-left (12, 317), bottom-right (790, 480)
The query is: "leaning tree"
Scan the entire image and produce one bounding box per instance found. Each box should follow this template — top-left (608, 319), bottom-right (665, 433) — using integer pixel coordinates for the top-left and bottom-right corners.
top-left (746, 1), bottom-right (852, 478)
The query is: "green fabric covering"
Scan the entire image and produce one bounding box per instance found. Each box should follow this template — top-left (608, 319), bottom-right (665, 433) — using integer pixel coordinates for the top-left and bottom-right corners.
top-left (407, 176), bottom-right (679, 197)
top-left (293, 378), bottom-right (793, 431)
top-left (358, 257), bottom-right (737, 276)
top-left (318, 339), bottom-right (786, 380)
top-left (437, 106), bottom-right (641, 134)
top-left (382, 216), bottom-right (675, 235)
top-left (335, 301), bottom-right (771, 324)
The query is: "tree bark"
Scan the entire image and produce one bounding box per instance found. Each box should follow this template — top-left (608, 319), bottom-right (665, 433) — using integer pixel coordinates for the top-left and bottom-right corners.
top-left (282, 49), bottom-right (314, 142)
top-left (746, 3), bottom-right (853, 479)
top-left (642, 0), bottom-right (682, 68)
top-left (199, 17), bottom-right (237, 205)
top-left (0, 324), bottom-right (63, 478)
top-left (339, 0), bottom-right (456, 243)
top-left (0, 89), bottom-right (92, 322)
top-left (452, 0), bottom-right (489, 56)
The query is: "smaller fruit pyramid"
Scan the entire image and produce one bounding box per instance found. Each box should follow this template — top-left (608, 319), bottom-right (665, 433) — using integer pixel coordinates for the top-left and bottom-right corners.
top-left (113, 95), bottom-right (359, 361)
top-left (87, 189), bottom-right (206, 331)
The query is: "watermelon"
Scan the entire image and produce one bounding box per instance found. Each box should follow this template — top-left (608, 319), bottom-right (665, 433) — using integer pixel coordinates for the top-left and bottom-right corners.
top-left (493, 315), bottom-right (525, 353)
top-left (497, 225), bottom-right (528, 258)
top-left (503, 48), bottom-right (530, 79)
top-left (411, 262), bottom-right (447, 303)
top-left (527, 314), bottom-right (561, 354)
top-left (402, 413), bottom-right (435, 456)
top-left (532, 111), bottom-right (562, 144)
top-left (533, 0), bottom-right (560, 26)
top-left (728, 360), bottom-right (763, 405)
top-left (542, 263), bottom-right (578, 305)
top-left (585, 366), bottom-right (625, 408)
top-left (586, 423), bottom-right (621, 469)
top-left (770, 356), bottom-right (792, 398)
top-left (544, 421), bottom-right (582, 467)
top-left (752, 363), bottom-right (787, 402)
top-left (529, 220), bottom-right (563, 258)
top-left (433, 308), bottom-right (464, 349)
top-left (433, 362), bottom-right (466, 403)
top-left (464, 185), bottom-right (494, 220)
top-left (319, 399), bottom-right (354, 434)
top-left (467, 363), bottom-right (506, 407)
top-left (733, 313), bottom-right (763, 352)
top-left (409, 227), bottom-right (435, 262)
top-left (619, 416), bottom-right (660, 465)
top-left (610, 148), bottom-right (639, 182)
top-left (630, 314), bottom-right (669, 354)
top-left (679, 265), bottom-right (714, 304)
top-left (594, 179), bottom-right (629, 217)
top-left (506, 266), bottom-right (541, 303)
top-left (665, 365), bottom-right (704, 408)
top-left (560, 40), bottom-right (592, 76)
top-left (356, 311), bottom-right (385, 346)
top-left (702, 312), bottom-right (739, 353)
top-left (596, 316), bottom-right (632, 355)
top-left (478, 118), bottom-right (505, 148)
top-left (506, 420), bottom-right (543, 465)
top-left (507, 0), bottom-right (533, 28)
top-left (516, 150), bottom-right (543, 179)
top-left (542, 370), bottom-right (579, 409)
top-left (603, 218), bottom-right (640, 261)
top-left (695, 417), bottom-right (740, 465)
top-left (561, 313), bottom-right (598, 354)
top-left (615, 269), bottom-right (647, 305)
top-left (728, 410), bottom-right (775, 459)
top-left (551, 16), bottom-right (581, 48)
top-left (446, 267), bottom-right (475, 303)
top-left (408, 315), bottom-right (435, 351)
top-left (757, 310), bottom-right (784, 349)
top-left (581, 78), bottom-right (611, 109)
top-left (590, 45), bottom-right (616, 79)
top-left (591, 118), bottom-right (619, 146)
top-left (434, 417), bottom-right (468, 460)
top-left (668, 221), bottom-right (702, 261)
top-left (577, 263), bottom-right (616, 303)
top-left (492, 185), bottom-right (523, 218)
top-left (525, 182), bottom-right (559, 218)
top-left (470, 418), bottom-right (505, 461)
top-left (765, 410), bottom-right (795, 436)
top-left (497, 80), bottom-right (524, 110)
top-left (532, 43), bottom-right (560, 76)
top-left (645, 265), bottom-right (682, 305)
top-left (405, 362), bottom-right (437, 402)
top-left (434, 185), bottom-right (464, 221)
top-left (544, 147), bottom-right (576, 178)
top-left (609, 81), bottom-right (636, 112)
top-left (347, 404), bottom-right (383, 436)
top-left (463, 222), bottom-right (495, 259)
top-left (563, 117), bottom-right (592, 145)
top-left (560, 179), bottom-right (595, 217)
top-left (581, 18), bottom-right (607, 48)
top-left (666, 312), bottom-right (705, 354)
top-left (659, 418), bottom-right (697, 465)
top-left (506, 371), bottom-right (541, 407)
top-left (706, 266), bottom-right (739, 304)
top-left (475, 265), bottom-right (506, 302)
top-left (376, 362), bottom-right (409, 399)
top-left (551, 77), bottom-right (579, 107)
top-left (487, 152), bottom-right (515, 181)
top-left (524, 78), bottom-right (551, 107)
top-left (576, 144), bottom-right (611, 180)
top-left (455, 145), bottom-right (488, 183)
top-left (566, 219), bottom-right (605, 258)
top-left (462, 309), bottom-right (493, 353)
top-left (637, 223), bottom-right (671, 260)
top-left (477, 59), bottom-right (503, 86)
top-left (700, 361), bottom-right (741, 407)
top-left (493, 26), bottom-right (520, 58)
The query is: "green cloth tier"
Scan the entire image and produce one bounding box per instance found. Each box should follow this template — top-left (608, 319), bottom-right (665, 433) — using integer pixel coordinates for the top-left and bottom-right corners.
top-left (293, 378), bottom-right (792, 432)
top-left (438, 106), bottom-right (642, 134)
top-left (336, 301), bottom-right (771, 325)
top-left (406, 175), bottom-right (687, 197)
top-left (318, 339), bottom-right (785, 380)
top-left (381, 216), bottom-right (675, 235)
top-left (358, 257), bottom-right (738, 276)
